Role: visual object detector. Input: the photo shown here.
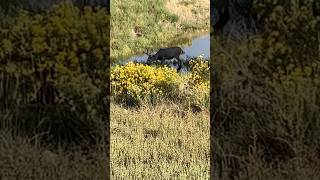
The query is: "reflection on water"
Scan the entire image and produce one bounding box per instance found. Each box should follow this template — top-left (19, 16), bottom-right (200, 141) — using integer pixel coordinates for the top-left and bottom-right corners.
top-left (180, 34), bottom-right (210, 59)
top-left (116, 33), bottom-right (210, 66)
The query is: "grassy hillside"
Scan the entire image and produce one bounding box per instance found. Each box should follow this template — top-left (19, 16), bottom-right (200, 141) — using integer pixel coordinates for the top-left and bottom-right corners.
top-left (110, 1), bottom-right (210, 178)
top-left (111, 103), bottom-right (209, 179)
top-left (111, 0), bottom-right (209, 61)
top-left (110, 57), bottom-right (210, 179)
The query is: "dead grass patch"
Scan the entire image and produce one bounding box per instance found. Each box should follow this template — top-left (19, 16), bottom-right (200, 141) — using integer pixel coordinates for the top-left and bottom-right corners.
top-left (165, 0), bottom-right (209, 29)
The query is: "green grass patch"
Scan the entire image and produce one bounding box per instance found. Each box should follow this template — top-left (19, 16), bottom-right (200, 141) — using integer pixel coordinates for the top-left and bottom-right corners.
top-left (111, 0), bottom-right (209, 61)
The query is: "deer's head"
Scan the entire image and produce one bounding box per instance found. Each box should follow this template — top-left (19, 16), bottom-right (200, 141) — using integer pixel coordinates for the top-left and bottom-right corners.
top-left (144, 49), bottom-right (155, 62)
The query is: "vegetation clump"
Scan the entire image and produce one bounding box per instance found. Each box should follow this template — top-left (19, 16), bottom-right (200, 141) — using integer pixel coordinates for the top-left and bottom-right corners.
top-left (212, 0), bottom-right (320, 179)
top-left (111, 56), bottom-right (209, 108)
top-left (0, 1), bottom-right (110, 179)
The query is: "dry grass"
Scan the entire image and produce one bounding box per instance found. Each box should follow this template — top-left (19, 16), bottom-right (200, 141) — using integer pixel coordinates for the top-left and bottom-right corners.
top-left (111, 102), bottom-right (210, 179)
top-left (165, 0), bottom-right (209, 30)
top-left (0, 130), bottom-right (108, 180)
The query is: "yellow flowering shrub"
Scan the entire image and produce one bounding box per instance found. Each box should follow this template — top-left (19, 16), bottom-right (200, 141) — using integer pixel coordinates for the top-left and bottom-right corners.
top-left (186, 56), bottom-right (209, 106)
top-left (187, 56), bottom-right (209, 87)
top-left (111, 62), bottom-right (181, 103)
top-left (111, 56), bottom-right (210, 107)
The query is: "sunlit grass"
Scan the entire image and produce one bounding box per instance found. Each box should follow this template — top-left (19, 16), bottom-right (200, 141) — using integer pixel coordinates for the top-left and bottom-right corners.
top-left (111, 102), bottom-right (210, 179)
top-left (110, 0), bottom-right (209, 61)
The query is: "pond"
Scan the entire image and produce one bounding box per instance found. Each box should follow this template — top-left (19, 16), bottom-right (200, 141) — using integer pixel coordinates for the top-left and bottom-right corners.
top-left (115, 33), bottom-right (210, 71)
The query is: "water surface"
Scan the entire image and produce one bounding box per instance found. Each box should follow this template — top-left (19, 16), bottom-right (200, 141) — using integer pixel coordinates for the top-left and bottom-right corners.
top-left (117, 33), bottom-right (210, 66)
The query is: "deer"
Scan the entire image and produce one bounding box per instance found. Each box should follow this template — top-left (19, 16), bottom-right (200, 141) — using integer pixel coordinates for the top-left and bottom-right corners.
top-left (144, 47), bottom-right (185, 72)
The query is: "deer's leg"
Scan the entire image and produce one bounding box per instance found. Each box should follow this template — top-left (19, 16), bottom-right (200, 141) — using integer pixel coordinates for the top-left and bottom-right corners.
top-left (177, 64), bottom-right (182, 72)
top-left (160, 57), bottom-right (165, 63)
top-left (176, 56), bottom-right (182, 72)
top-left (176, 56), bottom-right (182, 67)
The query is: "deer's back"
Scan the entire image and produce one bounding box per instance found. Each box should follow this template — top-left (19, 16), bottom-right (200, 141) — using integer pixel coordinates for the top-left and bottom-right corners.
top-left (157, 47), bottom-right (183, 56)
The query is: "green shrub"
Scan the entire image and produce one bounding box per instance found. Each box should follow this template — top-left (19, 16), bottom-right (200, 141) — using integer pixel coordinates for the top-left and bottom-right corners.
top-left (212, 1), bottom-right (320, 178)
top-left (0, 2), bottom-right (109, 146)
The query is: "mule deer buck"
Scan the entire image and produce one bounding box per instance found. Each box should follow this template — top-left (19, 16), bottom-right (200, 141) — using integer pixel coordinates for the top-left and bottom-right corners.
top-left (144, 47), bottom-right (185, 72)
